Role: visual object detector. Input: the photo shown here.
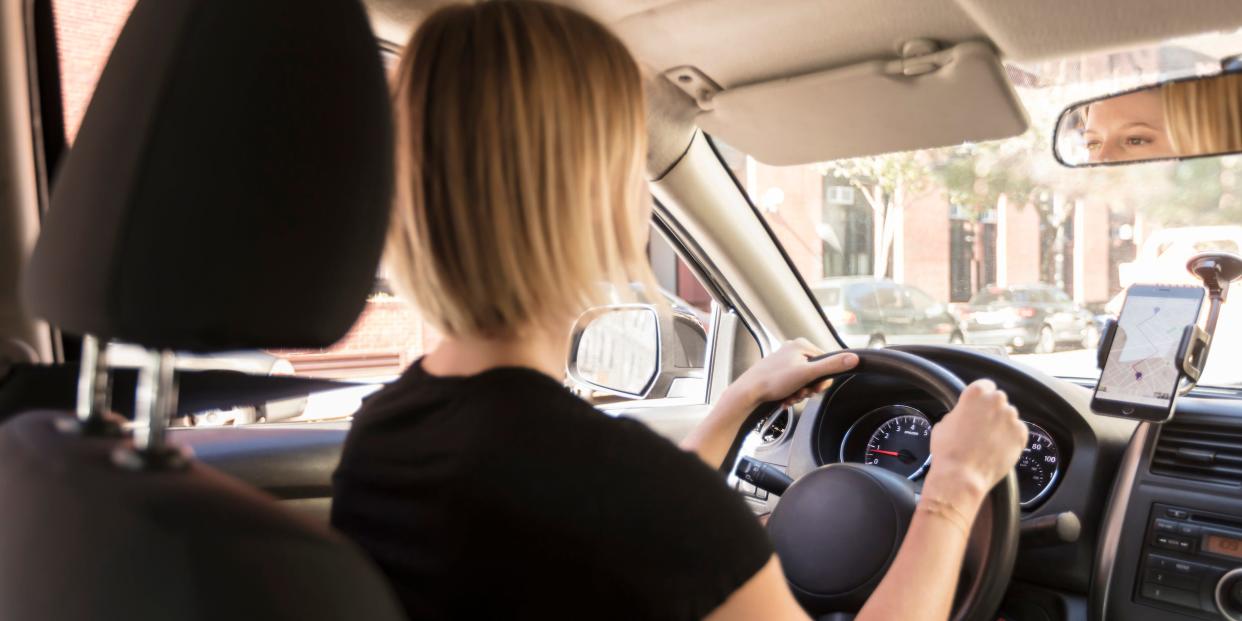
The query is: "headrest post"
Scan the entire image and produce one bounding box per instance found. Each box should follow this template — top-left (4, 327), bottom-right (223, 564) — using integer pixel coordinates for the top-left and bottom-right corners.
top-left (114, 349), bottom-right (187, 471)
top-left (133, 349), bottom-right (176, 452)
top-left (71, 335), bottom-right (121, 437)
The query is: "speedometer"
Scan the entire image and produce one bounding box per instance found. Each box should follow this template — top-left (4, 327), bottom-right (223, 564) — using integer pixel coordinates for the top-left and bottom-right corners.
top-left (1017, 422), bottom-right (1061, 507)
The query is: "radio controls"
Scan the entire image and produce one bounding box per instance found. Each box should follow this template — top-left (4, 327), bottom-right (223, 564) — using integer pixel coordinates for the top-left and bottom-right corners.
top-left (1147, 567), bottom-right (1201, 591)
top-left (1155, 518), bottom-right (1179, 533)
top-left (1142, 506), bottom-right (1242, 616)
top-left (1144, 582), bottom-right (1203, 610)
top-left (1154, 533), bottom-right (1195, 552)
top-left (1147, 554), bottom-right (1209, 577)
top-left (1215, 567), bottom-right (1242, 620)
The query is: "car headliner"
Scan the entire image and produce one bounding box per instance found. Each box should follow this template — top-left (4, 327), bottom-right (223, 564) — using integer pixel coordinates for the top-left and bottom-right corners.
top-left (364, 0), bottom-right (1242, 88)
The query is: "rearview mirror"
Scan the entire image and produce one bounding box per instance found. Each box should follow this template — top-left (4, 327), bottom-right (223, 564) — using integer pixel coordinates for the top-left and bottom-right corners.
top-left (1054, 69), bottom-right (1242, 167)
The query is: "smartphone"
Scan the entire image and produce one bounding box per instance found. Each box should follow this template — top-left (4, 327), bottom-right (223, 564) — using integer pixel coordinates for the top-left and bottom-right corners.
top-left (1092, 284), bottom-right (1205, 422)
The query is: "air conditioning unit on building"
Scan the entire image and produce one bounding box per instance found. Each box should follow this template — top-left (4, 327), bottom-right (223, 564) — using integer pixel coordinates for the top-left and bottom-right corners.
top-left (826, 185), bottom-right (855, 205)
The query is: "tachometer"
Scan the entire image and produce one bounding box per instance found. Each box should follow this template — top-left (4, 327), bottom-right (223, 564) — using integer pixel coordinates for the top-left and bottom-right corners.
top-left (1017, 422), bottom-right (1061, 507)
top-left (862, 406), bottom-right (932, 479)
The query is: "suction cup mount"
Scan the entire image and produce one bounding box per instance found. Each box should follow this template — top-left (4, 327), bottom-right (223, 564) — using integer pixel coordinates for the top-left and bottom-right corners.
top-left (1188, 252), bottom-right (1242, 334)
top-left (1179, 252), bottom-right (1242, 392)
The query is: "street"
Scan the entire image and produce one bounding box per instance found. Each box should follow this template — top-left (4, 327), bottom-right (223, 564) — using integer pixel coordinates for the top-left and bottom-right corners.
top-left (1013, 329), bottom-right (1242, 390)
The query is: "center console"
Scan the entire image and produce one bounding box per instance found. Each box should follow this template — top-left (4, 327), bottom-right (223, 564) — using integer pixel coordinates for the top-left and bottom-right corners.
top-left (1138, 504), bottom-right (1242, 619)
top-left (1096, 400), bottom-right (1242, 621)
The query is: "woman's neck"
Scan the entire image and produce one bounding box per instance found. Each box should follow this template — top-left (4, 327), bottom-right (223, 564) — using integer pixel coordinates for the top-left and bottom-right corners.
top-left (421, 324), bottom-right (571, 381)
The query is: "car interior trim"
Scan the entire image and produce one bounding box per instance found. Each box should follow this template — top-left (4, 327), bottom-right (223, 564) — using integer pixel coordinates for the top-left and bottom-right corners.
top-left (652, 191), bottom-right (770, 356)
top-left (0, 0), bottom-right (50, 364)
top-left (701, 134), bottom-right (848, 350)
top-left (1091, 421), bottom-right (1149, 620)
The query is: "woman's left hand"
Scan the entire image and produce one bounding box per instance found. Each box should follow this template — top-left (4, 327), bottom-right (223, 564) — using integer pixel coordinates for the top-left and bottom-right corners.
top-left (727, 339), bottom-right (859, 410)
top-left (683, 339), bottom-right (858, 468)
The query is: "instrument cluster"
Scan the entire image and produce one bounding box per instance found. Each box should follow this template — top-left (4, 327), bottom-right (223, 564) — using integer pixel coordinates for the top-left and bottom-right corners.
top-left (837, 404), bottom-right (1062, 508)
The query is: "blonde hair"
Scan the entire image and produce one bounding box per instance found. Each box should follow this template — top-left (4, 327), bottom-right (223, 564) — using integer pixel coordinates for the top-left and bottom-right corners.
top-left (385, 1), bottom-right (656, 339)
top-left (1162, 72), bottom-right (1242, 155)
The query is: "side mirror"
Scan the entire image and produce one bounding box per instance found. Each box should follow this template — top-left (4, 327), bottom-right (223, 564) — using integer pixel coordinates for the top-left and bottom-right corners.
top-left (568, 304), bottom-right (707, 400)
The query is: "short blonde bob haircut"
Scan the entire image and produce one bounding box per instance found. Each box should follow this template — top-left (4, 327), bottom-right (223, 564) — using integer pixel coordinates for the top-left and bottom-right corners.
top-left (1163, 72), bottom-right (1242, 156)
top-left (386, 1), bottom-right (656, 338)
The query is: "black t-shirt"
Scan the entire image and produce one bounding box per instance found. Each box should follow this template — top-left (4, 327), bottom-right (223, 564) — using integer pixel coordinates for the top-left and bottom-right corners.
top-left (331, 361), bottom-right (772, 620)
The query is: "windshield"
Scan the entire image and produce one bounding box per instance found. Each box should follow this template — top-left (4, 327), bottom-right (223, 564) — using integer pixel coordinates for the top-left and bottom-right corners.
top-left (719, 29), bottom-right (1242, 387)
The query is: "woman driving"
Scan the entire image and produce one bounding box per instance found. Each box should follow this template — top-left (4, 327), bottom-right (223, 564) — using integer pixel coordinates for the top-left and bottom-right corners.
top-left (331, 2), bottom-right (1027, 620)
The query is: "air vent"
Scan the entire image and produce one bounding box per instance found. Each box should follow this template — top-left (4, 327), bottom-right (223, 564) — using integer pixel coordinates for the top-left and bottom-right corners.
top-left (1152, 418), bottom-right (1242, 486)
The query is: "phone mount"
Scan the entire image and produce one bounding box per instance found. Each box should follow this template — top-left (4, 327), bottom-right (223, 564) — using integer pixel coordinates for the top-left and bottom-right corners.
top-left (1096, 251), bottom-right (1242, 394)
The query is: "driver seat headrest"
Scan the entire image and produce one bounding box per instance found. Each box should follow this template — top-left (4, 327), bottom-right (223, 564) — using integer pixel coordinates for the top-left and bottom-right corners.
top-left (21, 0), bottom-right (394, 352)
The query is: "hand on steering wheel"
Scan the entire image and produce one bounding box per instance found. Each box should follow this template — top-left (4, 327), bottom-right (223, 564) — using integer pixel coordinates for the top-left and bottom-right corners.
top-left (726, 348), bottom-right (1024, 621)
top-left (924, 379), bottom-right (1028, 530)
top-left (728, 338), bottom-right (859, 409)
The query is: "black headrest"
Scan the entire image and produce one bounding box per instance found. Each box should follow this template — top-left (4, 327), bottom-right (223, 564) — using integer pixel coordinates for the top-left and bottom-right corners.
top-left (22, 0), bottom-right (393, 351)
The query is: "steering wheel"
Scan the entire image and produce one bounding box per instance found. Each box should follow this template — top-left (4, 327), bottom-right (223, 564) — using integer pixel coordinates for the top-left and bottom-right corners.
top-left (725, 348), bottom-right (1019, 621)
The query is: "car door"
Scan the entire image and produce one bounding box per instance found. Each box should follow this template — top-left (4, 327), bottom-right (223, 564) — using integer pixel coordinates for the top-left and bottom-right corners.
top-left (903, 285), bottom-right (955, 344)
top-left (846, 283), bottom-right (888, 346)
top-left (874, 281), bottom-right (916, 344)
top-left (1045, 288), bottom-right (1081, 341)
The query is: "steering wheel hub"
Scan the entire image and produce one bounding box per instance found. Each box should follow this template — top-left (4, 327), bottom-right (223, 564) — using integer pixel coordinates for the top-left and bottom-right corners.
top-left (767, 463), bottom-right (917, 612)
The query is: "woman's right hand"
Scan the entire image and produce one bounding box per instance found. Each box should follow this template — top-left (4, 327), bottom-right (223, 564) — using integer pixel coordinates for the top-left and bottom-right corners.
top-left (922, 379), bottom-right (1027, 514)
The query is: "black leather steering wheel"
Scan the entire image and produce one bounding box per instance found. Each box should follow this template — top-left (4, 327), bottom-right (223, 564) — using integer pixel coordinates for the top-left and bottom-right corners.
top-left (725, 348), bottom-right (1019, 621)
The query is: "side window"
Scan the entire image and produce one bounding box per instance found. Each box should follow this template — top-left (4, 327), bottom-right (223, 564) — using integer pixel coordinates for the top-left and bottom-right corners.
top-left (54, 0), bottom-right (138, 144)
top-left (905, 287), bottom-right (936, 313)
top-left (814, 287), bottom-right (841, 309)
top-left (873, 284), bottom-right (903, 310)
top-left (848, 285), bottom-right (880, 312)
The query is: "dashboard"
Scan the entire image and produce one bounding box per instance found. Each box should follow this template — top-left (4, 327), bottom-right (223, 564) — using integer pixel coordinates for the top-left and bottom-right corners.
top-left (736, 344), bottom-right (1139, 618)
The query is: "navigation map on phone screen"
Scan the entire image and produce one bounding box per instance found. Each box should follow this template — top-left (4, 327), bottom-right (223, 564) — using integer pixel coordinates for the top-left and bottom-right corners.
top-left (1095, 287), bottom-right (1203, 409)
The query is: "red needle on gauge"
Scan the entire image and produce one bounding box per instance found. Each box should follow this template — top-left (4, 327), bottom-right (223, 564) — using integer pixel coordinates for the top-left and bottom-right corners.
top-left (869, 449), bottom-right (901, 456)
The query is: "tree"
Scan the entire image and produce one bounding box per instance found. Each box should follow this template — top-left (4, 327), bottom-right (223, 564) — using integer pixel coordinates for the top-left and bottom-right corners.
top-left (816, 151), bottom-right (936, 278)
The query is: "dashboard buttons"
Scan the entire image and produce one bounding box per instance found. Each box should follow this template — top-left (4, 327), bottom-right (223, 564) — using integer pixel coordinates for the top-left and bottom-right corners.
top-left (1143, 554), bottom-right (1218, 614)
top-left (1146, 554), bottom-right (1208, 577)
top-left (1154, 534), bottom-right (1195, 552)
top-left (1143, 583), bottom-right (1202, 610)
top-left (1143, 582), bottom-right (1202, 609)
top-left (1168, 508), bottom-right (1191, 519)
top-left (1154, 518), bottom-right (1179, 533)
top-left (1146, 568), bottom-right (1201, 591)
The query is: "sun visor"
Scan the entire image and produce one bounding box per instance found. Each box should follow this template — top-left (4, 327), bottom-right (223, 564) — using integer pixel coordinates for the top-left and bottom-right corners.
top-left (695, 41), bottom-right (1028, 166)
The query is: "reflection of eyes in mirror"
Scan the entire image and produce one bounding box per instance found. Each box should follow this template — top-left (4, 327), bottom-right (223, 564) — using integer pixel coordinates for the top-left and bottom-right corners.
top-left (1057, 71), bottom-right (1242, 166)
top-left (573, 309), bottom-right (658, 397)
top-left (1081, 89), bottom-right (1176, 163)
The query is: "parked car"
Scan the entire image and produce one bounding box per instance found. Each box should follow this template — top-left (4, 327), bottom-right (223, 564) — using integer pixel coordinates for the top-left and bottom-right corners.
top-left (811, 278), bottom-right (964, 348)
top-left (962, 284), bottom-right (1098, 353)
